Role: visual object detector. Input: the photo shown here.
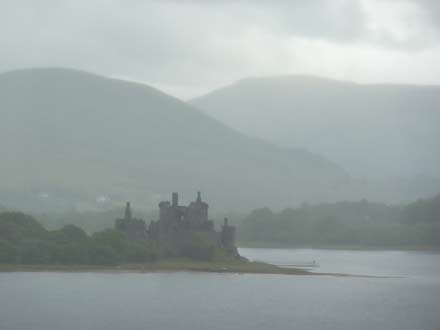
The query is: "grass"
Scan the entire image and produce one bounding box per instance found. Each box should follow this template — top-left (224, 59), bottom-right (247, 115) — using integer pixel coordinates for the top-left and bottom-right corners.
top-left (0, 258), bottom-right (392, 277)
top-left (0, 259), bottom-right (315, 275)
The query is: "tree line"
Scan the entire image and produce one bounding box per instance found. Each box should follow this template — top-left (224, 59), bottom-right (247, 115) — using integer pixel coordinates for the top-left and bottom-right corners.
top-left (0, 212), bottom-right (158, 265)
top-left (0, 211), bottom-right (226, 265)
top-left (238, 194), bottom-right (440, 248)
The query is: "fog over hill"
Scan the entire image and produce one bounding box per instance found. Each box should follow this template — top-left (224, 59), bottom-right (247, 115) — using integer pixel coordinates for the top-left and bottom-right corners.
top-left (192, 75), bottom-right (440, 201)
top-left (0, 68), bottom-right (348, 212)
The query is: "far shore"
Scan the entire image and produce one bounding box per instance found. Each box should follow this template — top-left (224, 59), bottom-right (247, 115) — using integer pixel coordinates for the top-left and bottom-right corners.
top-left (0, 260), bottom-right (389, 278)
top-left (238, 243), bottom-right (440, 252)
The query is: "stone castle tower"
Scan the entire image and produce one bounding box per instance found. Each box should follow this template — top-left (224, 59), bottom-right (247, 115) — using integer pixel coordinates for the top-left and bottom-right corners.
top-left (115, 192), bottom-right (238, 257)
top-left (115, 202), bottom-right (147, 240)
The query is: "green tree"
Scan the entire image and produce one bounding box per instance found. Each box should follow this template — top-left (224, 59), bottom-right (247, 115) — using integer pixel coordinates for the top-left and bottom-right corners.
top-left (0, 240), bottom-right (17, 263)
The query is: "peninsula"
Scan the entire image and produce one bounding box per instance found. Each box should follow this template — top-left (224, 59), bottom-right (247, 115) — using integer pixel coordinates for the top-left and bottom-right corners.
top-left (0, 192), bottom-right (316, 275)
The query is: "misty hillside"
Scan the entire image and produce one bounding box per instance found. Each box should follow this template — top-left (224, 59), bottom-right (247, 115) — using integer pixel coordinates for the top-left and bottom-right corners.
top-left (402, 194), bottom-right (440, 224)
top-left (0, 68), bottom-right (348, 211)
top-left (238, 193), bottom-right (440, 249)
top-left (191, 76), bottom-right (440, 182)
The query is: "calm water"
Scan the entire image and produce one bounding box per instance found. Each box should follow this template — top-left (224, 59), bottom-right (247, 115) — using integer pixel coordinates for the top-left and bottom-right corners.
top-left (1, 248), bottom-right (440, 330)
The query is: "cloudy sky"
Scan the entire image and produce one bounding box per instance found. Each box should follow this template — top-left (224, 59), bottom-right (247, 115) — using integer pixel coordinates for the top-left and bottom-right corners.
top-left (1, 0), bottom-right (439, 99)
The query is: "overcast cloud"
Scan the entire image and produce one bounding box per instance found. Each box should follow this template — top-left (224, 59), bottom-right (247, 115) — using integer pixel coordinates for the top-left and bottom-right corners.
top-left (1, 0), bottom-right (439, 98)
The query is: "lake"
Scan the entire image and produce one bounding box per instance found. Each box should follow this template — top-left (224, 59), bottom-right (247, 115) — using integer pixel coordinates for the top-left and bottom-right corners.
top-left (1, 248), bottom-right (439, 330)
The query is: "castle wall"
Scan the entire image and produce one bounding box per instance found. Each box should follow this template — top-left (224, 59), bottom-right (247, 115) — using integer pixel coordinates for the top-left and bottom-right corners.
top-left (117, 192), bottom-right (238, 258)
top-left (185, 202), bottom-right (208, 228)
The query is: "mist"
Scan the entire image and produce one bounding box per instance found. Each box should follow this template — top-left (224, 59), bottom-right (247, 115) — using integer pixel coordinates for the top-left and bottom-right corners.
top-left (1, 1), bottom-right (440, 330)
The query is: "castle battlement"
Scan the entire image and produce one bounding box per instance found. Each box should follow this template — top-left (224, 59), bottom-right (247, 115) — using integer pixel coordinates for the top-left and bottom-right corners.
top-left (115, 192), bottom-right (238, 258)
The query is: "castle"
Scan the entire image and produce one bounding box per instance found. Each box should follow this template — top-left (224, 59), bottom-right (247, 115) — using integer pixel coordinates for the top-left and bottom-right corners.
top-left (115, 192), bottom-right (238, 258)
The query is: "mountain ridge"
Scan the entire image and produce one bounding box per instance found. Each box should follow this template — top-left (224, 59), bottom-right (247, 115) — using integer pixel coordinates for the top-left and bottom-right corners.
top-left (218, 74), bottom-right (440, 92)
top-left (191, 75), bottom-right (440, 178)
top-left (0, 68), bottom-right (348, 211)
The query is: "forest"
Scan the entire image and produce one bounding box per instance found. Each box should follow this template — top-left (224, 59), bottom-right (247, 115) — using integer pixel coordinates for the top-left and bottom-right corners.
top-left (238, 194), bottom-right (440, 248)
top-left (0, 212), bottom-right (222, 265)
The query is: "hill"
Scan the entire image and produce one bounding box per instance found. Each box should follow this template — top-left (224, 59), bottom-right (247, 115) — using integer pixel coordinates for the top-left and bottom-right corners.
top-left (191, 76), bottom-right (440, 201)
top-left (238, 194), bottom-right (440, 249)
top-left (0, 68), bottom-right (347, 211)
top-left (402, 194), bottom-right (440, 224)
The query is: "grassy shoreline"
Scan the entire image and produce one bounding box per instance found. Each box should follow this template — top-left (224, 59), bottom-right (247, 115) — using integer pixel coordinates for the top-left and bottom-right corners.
top-left (0, 260), bottom-right (389, 278)
top-left (3, 257), bottom-right (374, 277)
top-left (0, 260), bottom-right (307, 275)
top-left (0, 260), bottom-right (388, 277)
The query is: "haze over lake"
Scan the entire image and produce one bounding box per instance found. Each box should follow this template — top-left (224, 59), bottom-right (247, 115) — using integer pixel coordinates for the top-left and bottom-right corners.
top-left (1, 248), bottom-right (439, 330)
top-left (1, 1), bottom-right (440, 329)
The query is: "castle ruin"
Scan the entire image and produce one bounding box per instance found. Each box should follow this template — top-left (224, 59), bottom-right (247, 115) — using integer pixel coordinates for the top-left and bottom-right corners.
top-left (115, 192), bottom-right (238, 258)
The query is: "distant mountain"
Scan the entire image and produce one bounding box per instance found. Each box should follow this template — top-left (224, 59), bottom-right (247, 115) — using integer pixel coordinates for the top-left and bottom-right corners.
top-left (0, 68), bottom-right (348, 211)
top-left (191, 75), bottom-right (440, 181)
